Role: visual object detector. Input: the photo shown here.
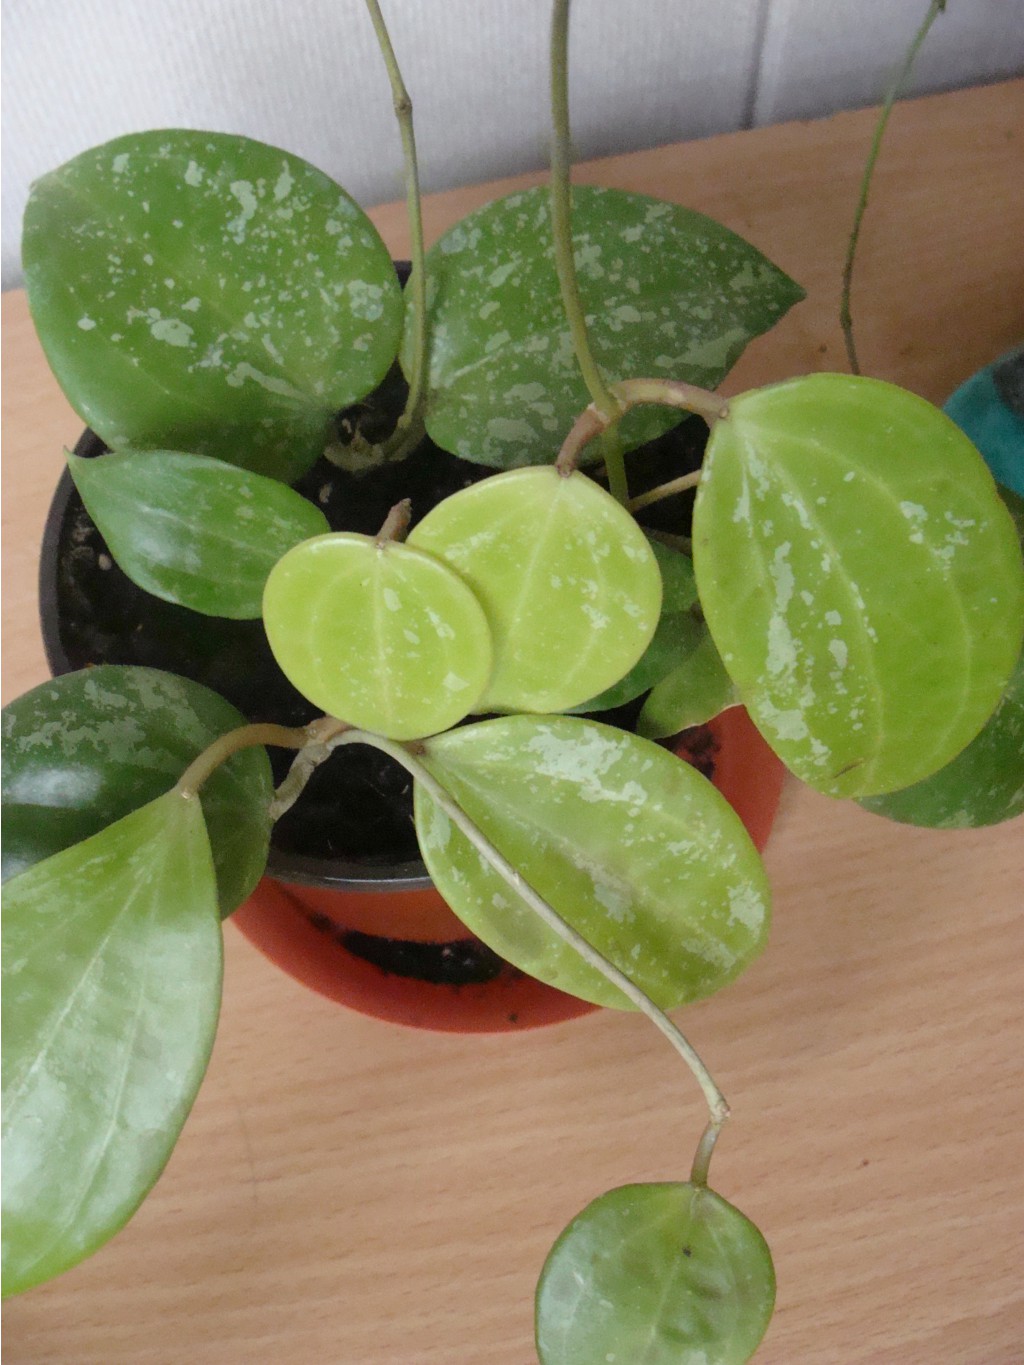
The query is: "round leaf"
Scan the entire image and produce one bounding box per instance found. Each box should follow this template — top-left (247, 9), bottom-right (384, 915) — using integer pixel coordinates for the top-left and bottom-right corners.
top-left (860, 645), bottom-right (1024, 827)
top-left (408, 468), bottom-right (662, 713)
top-left (536, 1182), bottom-right (776, 1365)
top-left (414, 715), bottom-right (770, 1010)
top-left (23, 129), bottom-right (403, 481)
top-left (2, 791), bottom-right (222, 1295)
top-left (2, 666), bottom-right (272, 915)
top-left (694, 374), bottom-right (1024, 797)
top-left (66, 448), bottom-right (329, 618)
top-left (262, 533), bottom-right (494, 739)
top-left (404, 185), bottom-right (804, 467)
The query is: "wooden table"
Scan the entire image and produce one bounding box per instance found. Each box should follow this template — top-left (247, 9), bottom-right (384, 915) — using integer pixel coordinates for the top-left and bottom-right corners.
top-left (3, 82), bottom-right (1023, 1364)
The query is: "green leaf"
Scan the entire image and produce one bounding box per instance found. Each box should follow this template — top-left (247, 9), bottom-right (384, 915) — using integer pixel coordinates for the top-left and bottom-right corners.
top-left (23, 129), bottom-right (403, 482)
top-left (2, 666), bottom-right (271, 915)
top-left (408, 468), bottom-right (663, 713)
top-left (860, 645), bottom-right (1024, 827)
top-left (694, 374), bottom-right (1024, 797)
top-left (536, 1183), bottom-right (776, 1365)
top-left (414, 715), bottom-right (770, 1010)
top-left (262, 532), bottom-right (494, 740)
top-left (404, 186), bottom-right (804, 468)
top-left (2, 790), bottom-right (222, 1295)
top-left (638, 621), bottom-right (740, 738)
top-left (66, 448), bottom-right (329, 618)
top-left (571, 539), bottom-right (700, 712)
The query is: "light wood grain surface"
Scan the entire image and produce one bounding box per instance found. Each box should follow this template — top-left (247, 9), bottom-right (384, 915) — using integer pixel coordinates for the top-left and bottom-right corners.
top-left (3, 82), bottom-right (1023, 1364)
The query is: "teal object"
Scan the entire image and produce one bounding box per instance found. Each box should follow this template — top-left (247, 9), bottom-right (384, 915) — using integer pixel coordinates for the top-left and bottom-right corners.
top-left (944, 347), bottom-right (1024, 496)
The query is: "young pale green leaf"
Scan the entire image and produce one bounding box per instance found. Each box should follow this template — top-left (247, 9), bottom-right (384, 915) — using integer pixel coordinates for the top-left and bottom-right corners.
top-left (2, 666), bottom-right (271, 915)
top-left (860, 645), bottom-right (1024, 827)
top-left (67, 448), bottom-right (329, 618)
top-left (570, 540), bottom-right (701, 712)
top-left (262, 533), bottom-right (493, 739)
top-left (2, 790), bottom-right (222, 1296)
top-left (408, 468), bottom-right (662, 713)
top-left (414, 715), bottom-right (770, 1010)
top-left (639, 620), bottom-right (740, 739)
top-left (23, 130), bottom-right (403, 482)
top-left (536, 1183), bottom-right (776, 1365)
top-left (694, 374), bottom-right (1024, 797)
top-left (403, 185), bottom-right (804, 468)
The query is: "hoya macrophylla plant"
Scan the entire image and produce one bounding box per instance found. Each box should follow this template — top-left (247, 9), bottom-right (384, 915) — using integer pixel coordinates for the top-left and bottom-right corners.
top-left (691, 373), bottom-right (1024, 797)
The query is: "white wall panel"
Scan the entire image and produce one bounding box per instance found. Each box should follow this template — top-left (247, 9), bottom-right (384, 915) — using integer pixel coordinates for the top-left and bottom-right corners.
top-left (753, 0), bottom-right (1024, 126)
top-left (3, 1), bottom-right (1022, 285)
top-left (1, 0), bottom-right (763, 285)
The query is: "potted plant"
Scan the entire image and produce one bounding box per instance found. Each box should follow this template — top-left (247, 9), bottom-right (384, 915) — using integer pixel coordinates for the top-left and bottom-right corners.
top-left (3, 1), bottom-right (1022, 1359)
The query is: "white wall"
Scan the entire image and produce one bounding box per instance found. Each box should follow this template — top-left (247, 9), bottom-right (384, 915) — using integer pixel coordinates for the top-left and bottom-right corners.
top-left (3, 0), bottom-right (1023, 286)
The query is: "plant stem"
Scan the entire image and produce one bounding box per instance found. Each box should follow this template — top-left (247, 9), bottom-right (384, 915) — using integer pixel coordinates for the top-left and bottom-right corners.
top-left (346, 728), bottom-right (729, 1130)
top-left (175, 717), bottom-right (350, 797)
top-left (550, 0), bottom-right (626, 494)
top-left (840, 0), bottom-right (947, 375)
top-left (362, 0), bottom-right (429, 457)
top-left (557, 377), bottom-right (727, 474)
top-left (376, 498), bottom-right (412, 545)
top-left (689, 1119), bottom-right (723, 1188)
top-left (628, 469), bottom-right (702, 514)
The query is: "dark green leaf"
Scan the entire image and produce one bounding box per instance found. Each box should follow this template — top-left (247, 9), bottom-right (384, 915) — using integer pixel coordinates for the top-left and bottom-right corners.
top-left (67, 448), bottom-right (329, 618)
top-left (2, 666), bottom-right (271, 915)
top-left (694, 375), bottom-right (1024, 797)
top-left (404, 186), bottom-right (804, 468)
top-left (2, 791), bottom-right (222, 1295)
top-left (638, 620), bottom-right (739, 738)
top-left (414, 715), bottom-right (770, 1010)
top-left (23, 130), bottom-right (403, 481)
top-left (536, 1182), bottom-right (776, 1365)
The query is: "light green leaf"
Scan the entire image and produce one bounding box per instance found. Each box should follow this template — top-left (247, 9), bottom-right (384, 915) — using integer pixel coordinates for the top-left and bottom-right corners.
top-left (2, 791), bottom-right (222, 1295)
top-left (67, 448), bottom-right (329, 618)
top-left (23, 130), bottom-right (403, 481)
top-left (414, 715), bottom-right (770, 1010)
top-left (536, 1183), bottom-right (776, 1365)
top-left (408, 468), bottom-right (662, 713)
top-left (694, 374), bottom-right (1024, 797)
top-left (404, 186), bottom-right (804, 467)
top-left (262, 532), bottom-right (494, 739)
top-left (2, 666), bottom-right (271, 916)
top-left (638, 620), bottom-right (740, 738)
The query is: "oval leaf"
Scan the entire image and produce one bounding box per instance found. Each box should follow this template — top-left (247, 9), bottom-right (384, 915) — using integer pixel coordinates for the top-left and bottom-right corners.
top-left (262, 533), bottom-right (493, 739)
top-left (414, 715), bottom-right (770, 1009)
top-left (404, 185), bottom-right (804, 467)
top-left (2, 790), bottom-right (222, 1295)
top-left (408, 468), bottom-right (662, 713)
top-left (2, 666), bottom-right (271, 915)
top-left (694, 374), bottom-right (1024, 797)
top-left (67, 448), bottom-right (329, 618)
top-left (536, 1183), bottom-right (775, 1365)
top-left (23, 129), bottom-right (403, 481)
top-left (860, 645), bottom-right (1024, 827)
top-left (639, 620), bottom-right (740, 738)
